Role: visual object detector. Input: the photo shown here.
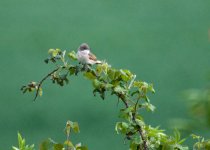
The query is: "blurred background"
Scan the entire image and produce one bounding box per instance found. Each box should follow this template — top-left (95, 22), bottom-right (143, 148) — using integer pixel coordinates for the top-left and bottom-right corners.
top-left (0, 0), bottom-right (210, 149)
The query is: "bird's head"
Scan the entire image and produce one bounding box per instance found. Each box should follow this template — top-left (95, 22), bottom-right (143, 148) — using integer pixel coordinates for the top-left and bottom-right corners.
top-left (78, 43), bottom-right (90, 51)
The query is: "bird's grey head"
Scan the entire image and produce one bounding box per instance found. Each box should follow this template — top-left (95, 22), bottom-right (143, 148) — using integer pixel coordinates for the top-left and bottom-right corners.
top-left (78, 43), bottom-right (90, 51)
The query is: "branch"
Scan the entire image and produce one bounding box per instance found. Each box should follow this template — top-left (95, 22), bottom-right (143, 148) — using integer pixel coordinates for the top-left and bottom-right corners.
top-left (132, 106), bottom-right (148, 150)
top-left (34, 67), bottom-right (60, 101)
top-left (121, 96), bottom-right (148, 150)
top-left (137, 126), bottom-right (147, 150)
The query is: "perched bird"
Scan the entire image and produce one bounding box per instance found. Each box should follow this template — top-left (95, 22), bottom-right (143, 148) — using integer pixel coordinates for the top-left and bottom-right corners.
top-left (77, 43), bottom-right (102, 65)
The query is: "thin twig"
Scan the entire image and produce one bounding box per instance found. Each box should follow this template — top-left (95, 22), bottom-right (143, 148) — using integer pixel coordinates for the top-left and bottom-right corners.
top-left (133, 98), bottom-right (148, 150)
top-left (34, 67), bottom-right (60, 101)
top-left (126, 75), bottom-right (148, 149)
top-left (133, 98), bottom-right (140, 120)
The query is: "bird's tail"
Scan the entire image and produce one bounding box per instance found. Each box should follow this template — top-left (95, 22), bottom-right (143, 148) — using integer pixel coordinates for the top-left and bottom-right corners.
top-left (95, 60), bottom-right (102, 64)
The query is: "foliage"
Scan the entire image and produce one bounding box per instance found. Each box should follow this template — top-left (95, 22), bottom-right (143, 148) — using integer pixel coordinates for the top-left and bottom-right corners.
top-left (20, 48), bottom-right (209, 150)
top-left (191, 134), bottom-right (210, 150)
top-left (184, 86), bottom-right (210, 128)
top-left (39, 120), bottom-right (87, 150)
top-left (13, 121), bottom-right (87, 150)
top-left (169, 79), bottom-right (210, 135)
top-left (12, 132), bottom-right (35, 150)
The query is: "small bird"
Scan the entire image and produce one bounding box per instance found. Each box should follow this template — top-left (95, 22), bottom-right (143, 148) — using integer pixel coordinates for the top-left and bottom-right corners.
top-left (77, 43), bottom-right (102, 65)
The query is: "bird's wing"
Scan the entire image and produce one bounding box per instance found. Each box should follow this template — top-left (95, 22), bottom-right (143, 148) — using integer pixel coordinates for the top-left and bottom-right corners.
top-left (88, 52), bottom-right (97, 61)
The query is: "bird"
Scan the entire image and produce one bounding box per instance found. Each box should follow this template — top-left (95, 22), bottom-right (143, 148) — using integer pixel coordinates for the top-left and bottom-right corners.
top-left (77, 43), bottom-right (102, 65)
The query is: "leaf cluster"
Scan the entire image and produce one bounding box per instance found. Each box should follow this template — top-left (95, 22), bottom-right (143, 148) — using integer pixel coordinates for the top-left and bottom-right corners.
top-left (12, 133), bottom-right (35, 150)
top-left (20, 48), bottom-right (209, 150)
top-left (13, 121), bottom-right (87, 150)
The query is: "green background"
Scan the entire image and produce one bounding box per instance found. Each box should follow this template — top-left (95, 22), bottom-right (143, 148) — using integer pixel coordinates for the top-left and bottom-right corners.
top-left (0, 0), bottom-right (210, 149)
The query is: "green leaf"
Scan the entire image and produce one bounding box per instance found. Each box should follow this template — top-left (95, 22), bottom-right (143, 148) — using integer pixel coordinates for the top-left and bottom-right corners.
top-left (83, 71), bottom-right (96, 80)
top-left (48, 49), bottom-right (61, 57)
top-left (96, 63), bottom-right (110, 75)
top-left (115, 122), bottom-right (129, 134)
top-left (69, 66), bottom-right (76, 75)
top-left (132, 136), bottom-right (141, 145)
top-left (53, 143), bottom-right (64, 150)
top-left (114, 86), bottom-right (127, 95)
top-left (114, 70), bottom-right (122, 79)
top-left (17, 132), bottom-right (24, 148)
top-left (119, 107), bottom-right (134, 120)
top-left (191, 134), bottom-right (201, 140)
top-left (135, 119), bottom-right (145, 126)
top-left (13, 133), bottom-right (35, 150)
top-left (148, 83), bottom-right (155, 93)
top-left (92, 79), bottom-right (102, 88)
top-left (173, 129), bottom-right (181, 142)
top-left (64, 140), bottom-right (74, 147)
top-left (12, 147), bottom-right (19, 150)
top-left (68, 51), bottom-right (77, 60)
top-left (39, 87), bottom-right (43, 96)
top-left (130, 139), bottom-right (140, 150)
top-left (48, 49), bottom-right (55, 54)
top-left (133, 81), bottom-right (154, 94)
top-left (141, 103), bottom-right (156, 112)
top-left (104, 83), bottom-right (113, 90)
top-left (39, 139), bottom-right (54, 150)
top-left (76, 146), bottom-right (88, 150)
top-left (120, 69), bottom-right (133, 82)
top-left (107, 69), bottom-right (116, 80)
top-left (72, 122), bottom-right (80, 133)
